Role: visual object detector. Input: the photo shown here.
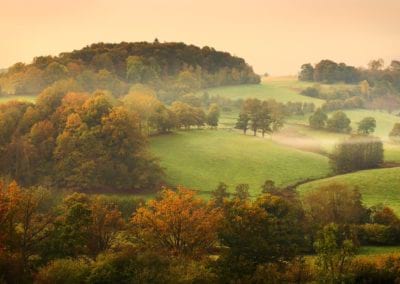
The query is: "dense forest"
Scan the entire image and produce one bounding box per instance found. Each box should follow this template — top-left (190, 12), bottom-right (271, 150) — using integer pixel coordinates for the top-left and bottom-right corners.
top-left (0, 41), bottom-right (260, 102)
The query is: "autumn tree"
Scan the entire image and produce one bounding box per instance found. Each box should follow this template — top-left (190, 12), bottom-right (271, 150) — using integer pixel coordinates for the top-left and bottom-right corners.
top-left (314, 223), bottom-right (357, 283)
top-left (88, 196), bottom-right (125, 255)
top-left (131, 188), bottom-right (222, 258)
top-left (211, 182), bottom-right (230, 207)
top-left (304, 183), bottom-right (367, 227)
top-left (122, 85), bottom-right (161, 134)
top-left (215, 194), bottom-right (305, 280)
top-left (206, 103), bottom-right (220, 128)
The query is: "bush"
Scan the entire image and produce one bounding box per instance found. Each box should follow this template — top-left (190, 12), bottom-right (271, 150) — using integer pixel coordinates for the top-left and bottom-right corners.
top-left (350, 254), bottom-right (400, 283)
top-left (35, 258), bottom-right (91, 284)
top-left (356, 224), bottom-right (399, 245)
top-left (301, 87), bottom-right (319, 98)
top-left (87, 249), bottom-right (171, 284)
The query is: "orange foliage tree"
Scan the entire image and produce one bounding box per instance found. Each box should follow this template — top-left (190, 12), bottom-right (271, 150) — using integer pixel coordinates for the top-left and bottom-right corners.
top-left (131, 188), bottom-right (222, 258)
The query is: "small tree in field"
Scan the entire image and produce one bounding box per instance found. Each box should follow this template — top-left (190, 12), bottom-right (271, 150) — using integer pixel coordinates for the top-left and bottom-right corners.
top-left (357, 117), bottom-right (376, 135)
top-left (330, 136), bottom-right (383, 173)
top-left (327, 111), bottom-right (351, 133)
top-left (389, 123), bottom-right (400, 142)
top-left (235, 112), bottom-right (250, 134)
top-left (309, 108), bottom-right (327, 129)
top-left (206, 103), bottom-right (220, 128)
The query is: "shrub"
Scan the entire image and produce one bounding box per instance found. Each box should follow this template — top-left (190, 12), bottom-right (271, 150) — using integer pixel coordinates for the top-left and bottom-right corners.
top-left (87, 249), bottom-right (171, 284)
top-left (350, 254), bottom-right (400, 283)
top-left (301, 87), bottom-right (319, 98)
top-left (356, 224), bottom-right (399, 245)
top-left (35, 258), bottom-right (91, 284)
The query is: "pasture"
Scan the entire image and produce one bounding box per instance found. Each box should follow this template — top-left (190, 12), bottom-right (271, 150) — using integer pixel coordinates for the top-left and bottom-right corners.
top-left (150, 129), bottom-right (330, 196)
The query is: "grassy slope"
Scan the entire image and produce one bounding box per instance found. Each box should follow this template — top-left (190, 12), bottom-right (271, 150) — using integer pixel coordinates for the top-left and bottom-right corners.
top-left (199, 77), bottom-right (325, 106)
top-left (150, 130), bottom-right (330, 196)
top-left (0, 96), bottom-right (36, 104)
top-left (297, 167), bottom-right (400, 214)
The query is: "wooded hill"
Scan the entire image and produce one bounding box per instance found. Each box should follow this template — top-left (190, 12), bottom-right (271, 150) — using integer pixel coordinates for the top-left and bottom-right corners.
top-left (0, 41), bottom-right (260, 100)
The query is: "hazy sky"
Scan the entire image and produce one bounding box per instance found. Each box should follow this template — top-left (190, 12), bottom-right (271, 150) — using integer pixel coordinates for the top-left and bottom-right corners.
top-left (1, 0), bottom-right (399, 75)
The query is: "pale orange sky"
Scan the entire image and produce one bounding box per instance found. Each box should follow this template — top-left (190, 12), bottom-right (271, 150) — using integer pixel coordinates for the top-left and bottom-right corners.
top-left (0, 0), bottom-right (399, 75)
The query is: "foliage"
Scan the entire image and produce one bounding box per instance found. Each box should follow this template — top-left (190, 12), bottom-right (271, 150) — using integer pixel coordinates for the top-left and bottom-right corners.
top-left (357, 116), bottom-right (376, 135)
top-left (35, 258), bottom-right (91, 284)
top-left (309, 108), bottom-right (328, 129)
top-left (326, 111), bottom-right (352, 133)
top-left (389, 122), bottom-right (400, 142)
top-left (314, 223), bottom-right (357, 283)
top-left (214, 194), bottom-right (305, 280)
top-left (131, 188), bottom-right (222, 257)
top-left (304, 182), bottom-right (367, 227)
top-left (236, 98), bottom-right (285, 136)
top-left (0, 87), bottom-right (162, 191)
top-left (0, 42), bottom-right (260, 99)
top-left (330, 136), bottom-right (383, 173)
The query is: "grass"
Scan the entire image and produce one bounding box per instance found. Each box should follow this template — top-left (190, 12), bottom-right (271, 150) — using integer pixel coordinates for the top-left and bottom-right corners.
top-left (297, 167), bottom-right (400, 214)
top-left (150, 129), bottom-right (330, 196)
top-left (198, 78), bottom-right (324, 106)
top-left (358, 246), bottom-right (400, 256)
top-left (0, 95), bottom-right (36, 104)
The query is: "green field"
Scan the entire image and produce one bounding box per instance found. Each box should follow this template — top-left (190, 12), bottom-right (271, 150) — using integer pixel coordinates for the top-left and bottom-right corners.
top-left (298, 167), bottom-right (400, 214)
top-left (358, 246), bottom-right (400, 255)
top-left (199, 78), bottom-right (324, 105)
top-left (150, 129), bottom-right (330, 196)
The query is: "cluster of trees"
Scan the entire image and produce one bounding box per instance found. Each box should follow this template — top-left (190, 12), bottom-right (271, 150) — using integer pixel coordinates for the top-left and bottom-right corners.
top-left (0, 79), bottom-right (225, 192)
top-left (309, 109), bottom-right (377, 135)
top-left (309, 109), bottom-right (352, 133)
top-left (299, 60), bottom-right (361, 84)
top-left (0, 41), bottom-right (260, 102)
top-left (0, 80), bottom-right (164, 192)
top-left (235, 98), bottom-right (285, 136)
top-left (122, 86), bottom-right (221, 134)
top-left (2, 180), bottom-right (400, 283)
top-left (330, 136), bottom-right (384, 173)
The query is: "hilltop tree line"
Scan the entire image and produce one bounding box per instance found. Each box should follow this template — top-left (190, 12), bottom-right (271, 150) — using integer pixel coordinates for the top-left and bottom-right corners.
top-left (0, 41), bottom-right (260, 103)
top-left (299, 59), bottom-right (400, 112)
top-left (1, 180), bottom-right (400, 283)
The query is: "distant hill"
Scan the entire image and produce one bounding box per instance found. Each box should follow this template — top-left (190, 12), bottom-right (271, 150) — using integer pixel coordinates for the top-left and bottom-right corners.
top-left (0, 41), bottom-right (260, 99)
